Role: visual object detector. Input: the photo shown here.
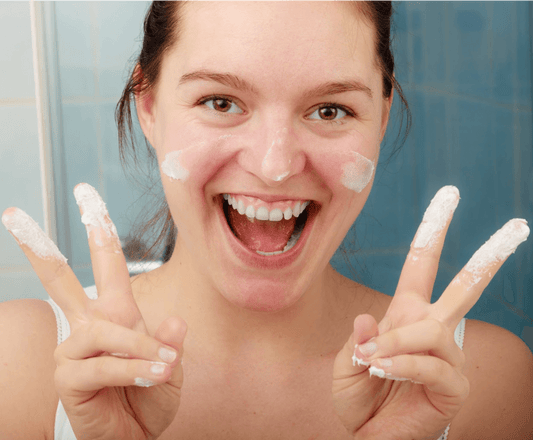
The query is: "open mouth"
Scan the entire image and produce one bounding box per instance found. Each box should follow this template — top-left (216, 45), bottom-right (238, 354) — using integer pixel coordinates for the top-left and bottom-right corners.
top-left (221, 194), bottom-right (313, 257)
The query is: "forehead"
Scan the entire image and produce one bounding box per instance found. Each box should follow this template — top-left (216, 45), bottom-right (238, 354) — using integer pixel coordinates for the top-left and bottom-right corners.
top-left (168, 2), bottom-right (380, 94)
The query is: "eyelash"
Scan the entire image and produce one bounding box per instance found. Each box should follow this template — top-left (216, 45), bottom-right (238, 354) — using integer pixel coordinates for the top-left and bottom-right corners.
top-left (195, 95), bottom-right (356, 125)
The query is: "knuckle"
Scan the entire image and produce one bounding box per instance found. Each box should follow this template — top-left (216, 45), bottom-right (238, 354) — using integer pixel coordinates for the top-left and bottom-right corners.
top-left (428, 319), bottom-right (447, 344)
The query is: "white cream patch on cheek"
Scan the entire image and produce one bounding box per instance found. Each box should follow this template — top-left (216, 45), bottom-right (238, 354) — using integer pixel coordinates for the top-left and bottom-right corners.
top-left (161, 150), bottom-right (190, 182)
top-left (341, 151), bottom-right (375, 193)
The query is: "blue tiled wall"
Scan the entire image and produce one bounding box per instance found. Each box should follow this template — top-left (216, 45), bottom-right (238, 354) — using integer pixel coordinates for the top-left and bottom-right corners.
top-left (2, 2), bottom-right (532, 352)
top-left (0, 2), bottom-right (48, 300)
top-left (332, 2), bottom-right (533, 350)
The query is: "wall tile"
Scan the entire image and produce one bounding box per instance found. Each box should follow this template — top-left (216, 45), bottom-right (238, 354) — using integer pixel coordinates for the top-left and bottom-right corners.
top-left (0, 271), bottom-right (48, 301)
top-left (55, 1), bottom-right (95, 97)
top-left (97, 1), bottom-right (150, 98)
top-left (0, 2), bottom-right (35, 100)
top-left (0, 105), bottom-right (44, 268)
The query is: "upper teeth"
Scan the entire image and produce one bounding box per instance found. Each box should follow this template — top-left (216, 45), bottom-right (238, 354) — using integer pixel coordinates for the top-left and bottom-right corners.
top-left (223, 194), bottom-right (310, 221)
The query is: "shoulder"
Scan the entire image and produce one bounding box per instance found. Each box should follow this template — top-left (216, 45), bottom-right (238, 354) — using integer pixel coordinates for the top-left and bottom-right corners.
top-left (0, 299), bottom-right (59, 439)
top-left (451, 319), bottom-right (533, 440)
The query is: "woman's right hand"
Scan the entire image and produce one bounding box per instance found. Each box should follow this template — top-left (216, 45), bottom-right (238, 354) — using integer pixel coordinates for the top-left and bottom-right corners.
top-left (2, 183), bottom-right (187, 440)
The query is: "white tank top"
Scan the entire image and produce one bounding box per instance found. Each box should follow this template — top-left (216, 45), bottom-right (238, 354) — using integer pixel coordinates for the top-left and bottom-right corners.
top-left (45, 286), bottom-right (466, 440)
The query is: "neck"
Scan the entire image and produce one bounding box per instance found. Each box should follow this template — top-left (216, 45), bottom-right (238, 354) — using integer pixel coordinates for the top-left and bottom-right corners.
top-left (134, 253), bottom-right (350, 363)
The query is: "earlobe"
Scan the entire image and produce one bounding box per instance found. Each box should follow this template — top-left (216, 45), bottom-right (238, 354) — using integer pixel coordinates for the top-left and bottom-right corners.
top-left (134, 65), bottom-right (156, 146)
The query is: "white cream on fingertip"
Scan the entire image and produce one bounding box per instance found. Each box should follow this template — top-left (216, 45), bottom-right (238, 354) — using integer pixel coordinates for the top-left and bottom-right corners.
top-left (341, 151), bottom-right (375, 193)
top-left (73, 183), bottom-right (118, 245)
top-left (161, 150), bottom-right (190, 182)
top-left (413, 186), bottom-right (460, 249)
top-left (368, 366), bottom-right (422, 384)
top-left (464, 218), bottom-right (529, 285)
top-left (2, 208), bottom-right (67, 263)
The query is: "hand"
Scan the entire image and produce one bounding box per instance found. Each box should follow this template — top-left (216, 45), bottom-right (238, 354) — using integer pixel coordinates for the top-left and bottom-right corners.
top-left (332, 186), bottom-right (529, 440)
top-left (2, 183), bottom-right (187, 440)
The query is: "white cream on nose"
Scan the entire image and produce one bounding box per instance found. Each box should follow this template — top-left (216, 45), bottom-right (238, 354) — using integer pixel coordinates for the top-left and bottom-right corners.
top-left (341, 151), bottom-right (375, 193)
top-left (261, 129), bottom-right (291, 182)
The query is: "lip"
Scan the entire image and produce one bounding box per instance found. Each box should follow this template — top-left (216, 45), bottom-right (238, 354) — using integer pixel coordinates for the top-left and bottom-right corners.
top-left (216, 195), bottom-right (318, 270)
top-left (224, 192), bottom-right (316, 204)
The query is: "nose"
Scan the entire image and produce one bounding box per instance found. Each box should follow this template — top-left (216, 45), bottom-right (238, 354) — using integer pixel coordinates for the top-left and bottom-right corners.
top-left (238, 126), bottom-right (305, 187)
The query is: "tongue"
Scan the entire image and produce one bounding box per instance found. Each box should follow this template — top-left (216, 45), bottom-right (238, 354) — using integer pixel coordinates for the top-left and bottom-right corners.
top-left (227, 207), bottom-right (296, 252)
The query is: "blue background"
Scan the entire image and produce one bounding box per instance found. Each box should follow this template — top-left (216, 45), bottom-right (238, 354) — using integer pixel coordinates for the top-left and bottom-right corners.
top-left (1, 2), bottom-right (532, 351)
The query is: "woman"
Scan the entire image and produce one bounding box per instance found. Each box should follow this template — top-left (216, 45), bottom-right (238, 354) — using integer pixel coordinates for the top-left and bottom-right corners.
top-left (1, 2), bottom-right (532, 439)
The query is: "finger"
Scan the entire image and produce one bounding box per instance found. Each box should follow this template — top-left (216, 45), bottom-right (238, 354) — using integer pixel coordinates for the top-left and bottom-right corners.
top-left (55, 356), bottom-right (172, 394)
top-left (153, 316), bottom-right (188, 389)
top-left (394, 186), bottom-right (460, 303)
top-left (368, 354), bottom-right (470, 400)
top-left (55, 319), bottom-right (179, 365)
top-left (2, 207), bottom-right (88, 320)
top-left (73, 183), bottom-right (131, 299)
top-left (353, 319), bottom-right (465, 369)
top-left (334, 314), bottom-right (378, 379)
top-left (436, 218), bottom-right (529, 328)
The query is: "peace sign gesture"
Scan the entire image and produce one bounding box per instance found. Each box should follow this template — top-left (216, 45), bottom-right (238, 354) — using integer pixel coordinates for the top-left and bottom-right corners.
top-left (2, 183), bottom-right (187, 440)
top-left (332, 186), bottom-right (529, 440)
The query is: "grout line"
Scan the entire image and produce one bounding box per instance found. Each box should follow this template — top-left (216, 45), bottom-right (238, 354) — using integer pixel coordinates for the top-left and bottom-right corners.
top-left (0, 98), bottom-right (36, 107)
top-left (402, 83), bottom-right (532, 113)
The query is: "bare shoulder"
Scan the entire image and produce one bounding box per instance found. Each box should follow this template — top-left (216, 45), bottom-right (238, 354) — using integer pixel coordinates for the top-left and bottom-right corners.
top-left (0, 299), bottom-right (59, 440)
top-left (451, 319), bottom-right (533, 440)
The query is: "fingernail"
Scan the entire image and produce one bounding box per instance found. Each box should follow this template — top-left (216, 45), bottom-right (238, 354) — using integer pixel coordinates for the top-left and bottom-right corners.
top-left (150, 361), bottom-right (167, 375)
top-left (358, 341), bottom-right (378, 357)
top-left (73, 183), bottom-right (118, 243)
top-left (2, 207), bottom-right (67, 263)
top-left (377, 358), bottom-right (393, 368)
top-left (134, 377), bottom-right (156, 387)
top-left (412, 186), bottom-right (460, 249)
top-left (158, 347), bottom-right (177, 363)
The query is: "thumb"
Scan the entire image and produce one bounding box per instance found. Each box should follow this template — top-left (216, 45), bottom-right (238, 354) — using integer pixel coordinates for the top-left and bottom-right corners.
top-left (333, 313), bottom-right (379, 380)
top-left (154, 316), bottom-right (187, 387)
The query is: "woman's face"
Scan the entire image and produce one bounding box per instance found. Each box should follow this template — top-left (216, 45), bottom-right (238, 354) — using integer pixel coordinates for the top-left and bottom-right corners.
top-left (138, 2), bottom-right (392, 311)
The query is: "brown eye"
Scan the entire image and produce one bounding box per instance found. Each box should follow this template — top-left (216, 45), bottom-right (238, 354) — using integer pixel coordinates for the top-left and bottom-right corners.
top-left (318, 106), bottom-right (338, 120)
top-left (213, 98), bottom-right (231, 112)
top-left (201, 97), bottom-right (244, 114)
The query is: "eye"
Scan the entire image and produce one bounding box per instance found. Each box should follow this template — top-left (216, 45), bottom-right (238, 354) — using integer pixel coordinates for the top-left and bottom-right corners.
top-left (199, 96), bottom-right (244, 114)
top-left (307, 104), bottom-right (353, 123)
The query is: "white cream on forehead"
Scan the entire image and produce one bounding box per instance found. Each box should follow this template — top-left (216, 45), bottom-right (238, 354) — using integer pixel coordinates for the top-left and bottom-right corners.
top-left (2, 208), bottom-right (67, 263)
top-left (341, 151), bottom-right (375, 193)
top-left (161, 150), bottom-right (190, 182)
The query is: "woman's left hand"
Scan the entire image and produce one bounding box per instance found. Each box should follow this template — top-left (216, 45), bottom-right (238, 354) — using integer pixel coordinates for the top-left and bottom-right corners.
top-left (332, 186), bottom-right (529, 440)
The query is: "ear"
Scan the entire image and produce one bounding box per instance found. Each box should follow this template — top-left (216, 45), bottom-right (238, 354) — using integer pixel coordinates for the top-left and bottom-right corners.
top-left (134, 65), bottom-right (157, 147)
top-left (379, 86), bottom-right (393, 143)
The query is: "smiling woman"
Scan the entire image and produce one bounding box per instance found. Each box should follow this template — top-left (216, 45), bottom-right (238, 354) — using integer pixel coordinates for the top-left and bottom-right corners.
top-left (1, 2), bottom-right (533, 440)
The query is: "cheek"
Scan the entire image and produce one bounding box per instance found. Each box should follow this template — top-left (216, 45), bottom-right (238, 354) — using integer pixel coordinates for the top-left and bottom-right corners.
top-left (307, 130), bottom-right (378, 195)
top-left (156, 125), bottom-right (236, 186)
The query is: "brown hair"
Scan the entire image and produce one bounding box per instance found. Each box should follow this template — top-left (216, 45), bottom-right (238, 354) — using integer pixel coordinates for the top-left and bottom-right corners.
top-left (116, 1), bottom-right (411, 263)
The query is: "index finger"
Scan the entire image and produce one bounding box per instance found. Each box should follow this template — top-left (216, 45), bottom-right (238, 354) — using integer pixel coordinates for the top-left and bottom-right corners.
top-left (2, 207), bottom-right (88, 320)
top-left (394, 186), bottom-right (460, 303)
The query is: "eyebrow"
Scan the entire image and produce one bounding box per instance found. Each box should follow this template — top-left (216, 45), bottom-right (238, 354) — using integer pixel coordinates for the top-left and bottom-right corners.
top-left (178, 69), bottom-right (373, 100)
